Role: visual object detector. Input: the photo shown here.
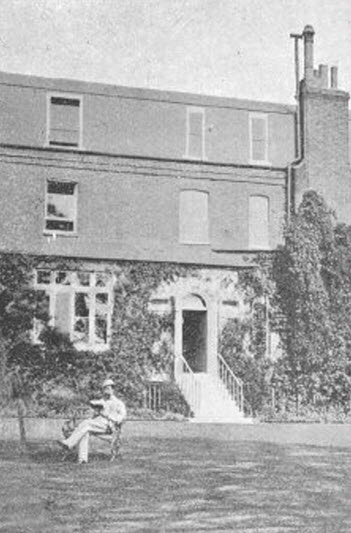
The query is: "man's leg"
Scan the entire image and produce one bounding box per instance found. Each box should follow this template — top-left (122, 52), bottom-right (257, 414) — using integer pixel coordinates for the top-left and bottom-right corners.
top-left (63, 417), bottom-right (108, 449)
top-left (77, 432), bottom-right (89, 464)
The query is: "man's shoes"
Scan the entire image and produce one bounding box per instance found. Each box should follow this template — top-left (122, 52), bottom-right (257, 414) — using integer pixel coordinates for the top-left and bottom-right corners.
top-left (78, 460), bottom-right (87, 464)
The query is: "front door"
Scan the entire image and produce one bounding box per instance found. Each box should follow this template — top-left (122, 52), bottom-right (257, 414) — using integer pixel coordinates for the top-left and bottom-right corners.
top-left (182, 309), bottom-right (207, 372)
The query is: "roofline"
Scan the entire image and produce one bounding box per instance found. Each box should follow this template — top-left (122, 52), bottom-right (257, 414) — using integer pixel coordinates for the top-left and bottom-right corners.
top-left (0, 70), bottom-right (296, 115)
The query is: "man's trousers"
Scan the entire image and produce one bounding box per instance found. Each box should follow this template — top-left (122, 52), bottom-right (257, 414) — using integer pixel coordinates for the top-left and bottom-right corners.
top-left (63, 416), bottom-right (109, 463)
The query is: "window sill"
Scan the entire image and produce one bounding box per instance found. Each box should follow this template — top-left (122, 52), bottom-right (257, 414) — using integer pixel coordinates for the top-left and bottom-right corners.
top-left (182, 154), bottom-right (208, 161)
top-left (43, 231), bottom-right (78, 238)
top-left (180, 241), bottom-right (210, 246)
top-left (73, 342), bottom-right (110, 352)
top-left (248, 245), bottom-right (271, 251)
top-left (249, 159), bottom-right (272, 167)
top-left (45, 142), bottom-right (84, 151)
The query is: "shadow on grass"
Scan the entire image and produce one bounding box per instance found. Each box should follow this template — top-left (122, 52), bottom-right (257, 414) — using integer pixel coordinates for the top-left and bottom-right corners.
top-left (0, 440), bottom-right (116, 465)
top-left (1, 437), bottom-right (351, 532)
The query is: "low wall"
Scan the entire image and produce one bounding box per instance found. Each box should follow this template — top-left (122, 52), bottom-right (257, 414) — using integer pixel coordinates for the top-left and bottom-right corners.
top-left (0, 417), bottom-right (68, 440)
top-left (2, 417), bottom-right (351, 447)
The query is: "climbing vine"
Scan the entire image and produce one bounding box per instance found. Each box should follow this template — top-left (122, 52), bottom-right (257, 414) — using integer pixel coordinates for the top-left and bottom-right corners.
top-left (2, 256), bottom-right (196, 416)
top-left (270, 190), bottom-right (351, 412)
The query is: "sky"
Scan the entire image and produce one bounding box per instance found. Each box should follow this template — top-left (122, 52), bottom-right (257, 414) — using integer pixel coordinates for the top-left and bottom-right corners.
top-left (0, 0), bottom-right (350, 104)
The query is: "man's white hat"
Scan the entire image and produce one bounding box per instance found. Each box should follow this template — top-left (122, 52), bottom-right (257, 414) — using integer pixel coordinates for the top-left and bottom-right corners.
top-left (102, 378), bottom-right (114, 388)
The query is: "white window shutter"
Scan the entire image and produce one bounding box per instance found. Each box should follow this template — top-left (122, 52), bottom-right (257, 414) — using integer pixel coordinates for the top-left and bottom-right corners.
top-left (249, 196), bottom-right (269, 249)
top-left (179, 190), bottom-right (209, 243)
top-left (54, 291), bottom-right (72, 335)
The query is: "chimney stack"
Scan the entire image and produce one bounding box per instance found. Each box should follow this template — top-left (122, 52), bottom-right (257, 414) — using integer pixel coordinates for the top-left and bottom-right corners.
top-left (296, 25), bottom-right (351, 223)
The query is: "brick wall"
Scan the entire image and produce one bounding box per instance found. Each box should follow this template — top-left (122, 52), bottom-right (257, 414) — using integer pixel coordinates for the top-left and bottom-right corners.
top-left (0, 147), bottom-right (286, 267)
top-left (295, 79), bottom-right (351, 223)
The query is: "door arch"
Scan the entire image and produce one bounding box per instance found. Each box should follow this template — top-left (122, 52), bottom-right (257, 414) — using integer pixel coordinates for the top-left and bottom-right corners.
top-left (181, 293), bottom-right (207, 372)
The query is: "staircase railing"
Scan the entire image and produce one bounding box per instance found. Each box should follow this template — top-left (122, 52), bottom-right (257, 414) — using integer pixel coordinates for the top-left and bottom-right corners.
top-left (217, 352), bottom-right (244, 413)
top-left (175, 355), bottom-right (202, 413)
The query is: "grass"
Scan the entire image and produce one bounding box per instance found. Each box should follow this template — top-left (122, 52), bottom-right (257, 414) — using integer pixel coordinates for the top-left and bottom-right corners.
top-left (1, 424), bottom-right (351, 532)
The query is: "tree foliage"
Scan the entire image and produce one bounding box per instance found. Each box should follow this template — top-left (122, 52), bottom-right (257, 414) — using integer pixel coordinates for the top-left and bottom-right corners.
top-left (0, 253), bottom-right (49, 444)
top-left (272, 190), bottom-right (351, 411)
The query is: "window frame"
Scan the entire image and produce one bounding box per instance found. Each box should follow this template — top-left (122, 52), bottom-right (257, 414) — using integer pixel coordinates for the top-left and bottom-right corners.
top-left (46, 92), bottom-right (83, 149)
top-left (34, 270), bottom-right (113, 351)
top-left (179, 188), bottom-right (210, 245)
top-left (249, 112), bottom-right (270, 165)
top-left (185, 106), bottom-right (206, 160)
top-left (44, 179), bottom-right (78, 236)
top-left (248, 194), bottom-right (270, 250)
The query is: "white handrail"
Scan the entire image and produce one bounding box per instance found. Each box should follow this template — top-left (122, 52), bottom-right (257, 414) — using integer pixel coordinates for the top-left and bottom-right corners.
top-left (217, 352), bottom-right (244, 413)
top-left (175, 355), bottom-right (202, 413)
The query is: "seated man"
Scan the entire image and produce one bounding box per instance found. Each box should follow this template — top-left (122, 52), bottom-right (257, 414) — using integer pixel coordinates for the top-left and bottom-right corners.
top-left (58, 378), bottom-right (127, 464)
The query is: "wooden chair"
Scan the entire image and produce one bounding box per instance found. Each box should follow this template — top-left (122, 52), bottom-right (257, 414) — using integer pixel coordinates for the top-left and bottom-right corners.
top-left (61, 417), bottom-right (123, 461)
top-left (92, 422), bottom-right (123, 461)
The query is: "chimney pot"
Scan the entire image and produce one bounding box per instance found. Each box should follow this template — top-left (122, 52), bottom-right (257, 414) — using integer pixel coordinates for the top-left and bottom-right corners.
top-left (303, 25), bottom-right (315, 38)
top-left (330, 66), bottom-right (338, 88)
top-left (303, 25), bottom-right (315, 83)
top-left (319, 64), bottom-right (328, 88)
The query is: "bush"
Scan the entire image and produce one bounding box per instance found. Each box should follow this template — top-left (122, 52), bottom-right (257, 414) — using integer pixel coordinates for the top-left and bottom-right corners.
top-left (259, 403), bottom-right (351, 424)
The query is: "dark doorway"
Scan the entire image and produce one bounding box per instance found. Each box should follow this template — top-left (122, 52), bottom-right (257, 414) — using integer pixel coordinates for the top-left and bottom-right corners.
top-left (182, 310), bottom-right (207, 372)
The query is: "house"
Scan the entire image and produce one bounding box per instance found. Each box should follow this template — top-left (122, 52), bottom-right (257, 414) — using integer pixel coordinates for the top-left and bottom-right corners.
top-left (0, 26), bottom-right (349, 422)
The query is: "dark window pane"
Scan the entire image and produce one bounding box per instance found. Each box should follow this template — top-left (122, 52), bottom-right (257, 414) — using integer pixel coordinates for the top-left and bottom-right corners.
top-left (95, 318), bottom-right (107, 343)
top-left (47, 182), bottom-right (75, 195)
top-left (46, 219), bottom-right (74, 232)
top-left (73, 318), bottom-right (89, 343)
top-left (51, 97), bottom-right (80, 107)
top-left (35, 290), bottom-right (50, 312)
top-left (55, 271), bottom-right (70, 285)
top-left (96, 293), bottom-right (108, 306)
top-left (75, 293), bottom-right (89, 317)
top-left (37, 270), bottom-right (51, 284)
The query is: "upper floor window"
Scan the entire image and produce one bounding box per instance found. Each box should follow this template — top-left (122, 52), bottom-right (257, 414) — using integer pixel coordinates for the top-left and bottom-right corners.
top-left (185, 107), bottom-right (205, 159)
top-left (47, 94), bottom-right (82, 148)
top-left (45, 180), bottom-right (77, 234)
top-left (249, 195), bottom-right (270, 249)
top-left (249, 113), bottom-right (269, 164)
top-left (179, 190), bottom-right (209, 244)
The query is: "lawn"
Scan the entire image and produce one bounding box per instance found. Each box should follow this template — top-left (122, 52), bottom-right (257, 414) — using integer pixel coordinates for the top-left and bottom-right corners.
top-left (1, 423), bottom-right (351, 532)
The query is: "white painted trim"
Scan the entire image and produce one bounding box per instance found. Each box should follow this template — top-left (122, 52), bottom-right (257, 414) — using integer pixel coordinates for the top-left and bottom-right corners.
top-left (46, 92), bottom-right (84, 149)
top-left (34, 269), bottom-right (113, 351)
top-left (249, 112), bottom-right (270, 165)
top-left (184, 106), bottom-right (206, 160)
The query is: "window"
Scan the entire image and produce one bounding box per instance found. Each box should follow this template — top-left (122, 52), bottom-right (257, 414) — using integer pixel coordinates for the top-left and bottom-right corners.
top-left (249, 195), bottom-right (270, 249)
top-left (45, 180), bottom-right (77, 233)
top-left (249, 113), bottom-right (269, 163)
top-left (186, 107), bottom-right (205, 159)
top-left (35, 269), bottom-right (113, 350)
top-left (179, 190), bottom-right (209, 244)
top-left (47, 94), bottom-right (82, 148)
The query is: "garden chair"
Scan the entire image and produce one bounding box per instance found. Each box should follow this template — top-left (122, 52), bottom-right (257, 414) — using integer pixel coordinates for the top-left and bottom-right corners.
top-left (61, 417), bottom-right (123, 461)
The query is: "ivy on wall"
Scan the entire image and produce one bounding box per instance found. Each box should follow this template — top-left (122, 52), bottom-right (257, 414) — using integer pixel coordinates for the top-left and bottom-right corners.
top-left (2, 256), bottom-right (195, 416)
top-left (270, 191), bottom-right (351, 412)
